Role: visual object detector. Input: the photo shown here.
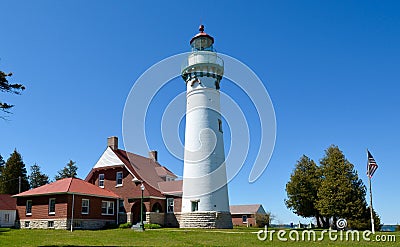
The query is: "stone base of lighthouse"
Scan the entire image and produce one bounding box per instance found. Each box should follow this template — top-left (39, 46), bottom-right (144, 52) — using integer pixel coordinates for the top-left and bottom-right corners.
top-left (179, 212), bottom-right (233, 229)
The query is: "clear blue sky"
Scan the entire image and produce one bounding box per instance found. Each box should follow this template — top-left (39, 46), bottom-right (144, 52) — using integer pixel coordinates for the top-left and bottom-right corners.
top-left (1, 0), bottom-right (399, 224)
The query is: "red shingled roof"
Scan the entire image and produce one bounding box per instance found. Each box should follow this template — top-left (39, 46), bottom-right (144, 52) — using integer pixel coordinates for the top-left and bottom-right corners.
top-left (158, 180), bottom-right (183, 195)
top-left (230, 204), bottom-right (266, 215)
top-left (13, 178), bottom-right (119, 199)
top-left (0, 194), bottom-right (16, 210)
top-left (85, 147), bottom-right (181, 197)
top-left (113, 149), bottom-right (174, 194)
top-left (155, 166), bottom-right (177, 178)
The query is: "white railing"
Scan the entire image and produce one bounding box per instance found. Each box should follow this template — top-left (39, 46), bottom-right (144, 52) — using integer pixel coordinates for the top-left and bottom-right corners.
top-left (182, 51), bottom-right (224, 73)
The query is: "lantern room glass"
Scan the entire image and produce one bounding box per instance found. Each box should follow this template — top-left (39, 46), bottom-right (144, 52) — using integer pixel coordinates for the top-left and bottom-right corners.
top-left (191, 37), bottom-right (214, 51)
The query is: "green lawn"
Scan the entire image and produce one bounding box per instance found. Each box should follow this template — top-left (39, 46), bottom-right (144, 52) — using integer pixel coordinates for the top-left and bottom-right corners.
top-left (0, 227), bottom-right (398, 246)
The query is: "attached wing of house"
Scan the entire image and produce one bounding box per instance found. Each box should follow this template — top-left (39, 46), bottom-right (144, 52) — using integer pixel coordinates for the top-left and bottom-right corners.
top-left (84, 137), bottom-right (182, 226)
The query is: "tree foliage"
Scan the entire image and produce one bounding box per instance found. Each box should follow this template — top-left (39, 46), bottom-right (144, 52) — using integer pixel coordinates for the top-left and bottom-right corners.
top-left (255, 212), bottom-right (273, 228)
top-left (347, 206), bottom-right (380, 231)
top-left (0, 70), bottom-right (25, 115)
top-left (55, 160), bottom-right (78, 180)
top-left (285, 155), bottom-right (324, 226)
top-left (316, 145), bottom-right (367, 226)
top-left (29, 163), bottom-right (49, 188)
top-left (285, 145), bottom-right (375, 230)
top-left (0, 150), bottom-right (30, 194)
top-left (0, 154), bottom-right (5, 177)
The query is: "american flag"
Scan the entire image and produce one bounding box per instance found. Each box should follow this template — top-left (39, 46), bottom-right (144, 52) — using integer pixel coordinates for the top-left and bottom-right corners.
top-left (367, 150), bottom-right (378, 178)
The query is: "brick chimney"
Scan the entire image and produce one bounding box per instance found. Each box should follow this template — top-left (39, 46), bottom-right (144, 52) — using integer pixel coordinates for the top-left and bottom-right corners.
top-left (149, 150), bottom-right (158, 162)
top-left (107, 136), bottom-right (118, 150)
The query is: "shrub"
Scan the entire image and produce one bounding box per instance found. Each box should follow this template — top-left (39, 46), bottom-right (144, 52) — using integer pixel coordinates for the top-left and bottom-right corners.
top-left (144, 223), bottom-right (161, 229)
top-left (255, 212), bottom-right (272, 228)
top-left (119, 222), bottom-right (133, 229)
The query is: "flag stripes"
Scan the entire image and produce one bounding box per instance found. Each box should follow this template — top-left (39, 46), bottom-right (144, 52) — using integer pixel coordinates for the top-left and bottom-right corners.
top-left (367, 150), bottom-right (378, 178)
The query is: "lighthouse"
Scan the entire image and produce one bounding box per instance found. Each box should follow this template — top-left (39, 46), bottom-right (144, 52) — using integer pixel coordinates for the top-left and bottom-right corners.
top-left (180, 25), bottom-right (233, 228)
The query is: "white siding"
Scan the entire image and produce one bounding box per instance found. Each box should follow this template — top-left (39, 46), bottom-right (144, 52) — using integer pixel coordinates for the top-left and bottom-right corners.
top-left (181, 52), bottom-right (230, 213)
top-left (0, 210), bottom-right (16, 227)
top-left (94, 147), bottom-right (125, 169)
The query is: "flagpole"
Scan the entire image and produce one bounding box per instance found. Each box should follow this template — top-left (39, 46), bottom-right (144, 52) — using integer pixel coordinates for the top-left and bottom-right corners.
top-left (367, 149), bottom-right (375, 234)
top-left (368, 173), bottom-right (375, 234)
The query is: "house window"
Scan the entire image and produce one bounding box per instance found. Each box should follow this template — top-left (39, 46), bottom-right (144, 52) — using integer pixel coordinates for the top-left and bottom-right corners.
top-left (49, 198), bottom-right (56, 214)
top-left (116, 171), bottom-right (123, 186)
top-left (102, 201), bottom-right (114, 215)
top-left (218, 119), bottom-right (223, 132)
top-left (242, 215), bottom-right (248, 223)
top-left (167, 198), bottom-right (174, 213)
top-left (4, 214), bottom-right (9, 222)
top-left (26, 200), bottom-right (32, 215)
top-left (99, 174), bottom-right (104, 187)
top-left (191, 201), bottom-right (199, 212)
top-left (48, 221), bottom-right (54, 228)
top-left (73, 220), bottom-right (83, 228)
top-left (118, 200), bottom-right (125, 213)
top-left (25, 221), bottom-right (30, 228)
top-left (82, 199), bottom-right (89, 214)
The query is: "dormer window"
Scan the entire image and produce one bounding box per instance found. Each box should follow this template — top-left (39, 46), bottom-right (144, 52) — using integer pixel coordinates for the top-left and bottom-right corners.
top-left (99, 174), bottom-right (104, 188)
top-left (116, 171), bottom-right (123, 186)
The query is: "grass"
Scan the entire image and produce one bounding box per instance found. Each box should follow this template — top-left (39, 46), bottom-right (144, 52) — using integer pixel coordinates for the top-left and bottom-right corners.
top-left (0, 227), bottom-right (398, 246)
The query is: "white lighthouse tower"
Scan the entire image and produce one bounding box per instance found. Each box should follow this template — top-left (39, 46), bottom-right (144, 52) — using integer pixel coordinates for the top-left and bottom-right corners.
top-left (180, 25), bottom-right (232, 228)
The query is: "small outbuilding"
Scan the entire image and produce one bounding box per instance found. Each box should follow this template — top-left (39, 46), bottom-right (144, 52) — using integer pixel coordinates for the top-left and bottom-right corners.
top-left (0, 194), bottom-right (16, 228)
top-left (14, 178), bottom-right (120, 230)
top-left (230, 204), bottom-right (268, 227)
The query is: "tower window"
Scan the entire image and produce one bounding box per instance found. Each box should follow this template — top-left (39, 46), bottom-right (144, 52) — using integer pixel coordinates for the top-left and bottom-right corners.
top-left (191, 201), bottom-right (199, 212)
top-left (218, 119), bottom-right (223, 133)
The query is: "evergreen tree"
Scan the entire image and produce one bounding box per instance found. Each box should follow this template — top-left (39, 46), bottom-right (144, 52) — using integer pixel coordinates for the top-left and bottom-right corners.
top-left (55, 160), bottom-right (78, 180)
top-left (0, 70), bottom-right (25, 116)
top-left (316, 145), bottom-right (367, 227)
top-left (0, 154), bottom-right (5, 177)
top-left (0, 150), bottom-right (30, 194)
top-left (285, 155), bottom-right (325, 227)
top-left (29, 163), bottom-right (49, 188)
top-left (348, 206), bottom-right (381, 231)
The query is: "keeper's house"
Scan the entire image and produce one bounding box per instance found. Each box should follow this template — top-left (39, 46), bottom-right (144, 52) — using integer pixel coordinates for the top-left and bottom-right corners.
top-left (84, 136), bottom-right (183, 227)
top-left (14, 178), bottom-right (120, 230)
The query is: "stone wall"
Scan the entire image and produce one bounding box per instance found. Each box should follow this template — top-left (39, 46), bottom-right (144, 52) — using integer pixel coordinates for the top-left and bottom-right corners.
top-left (71, 219), bottom-right (116, 230)
top-left (179, 211), bottom-right (233, 229)
top-left (19, 218), bottom-right (68, 230)
top-left (18, 218), bottom-right (116, 230)
top-left (146, 212), bottom-right (164, 226)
